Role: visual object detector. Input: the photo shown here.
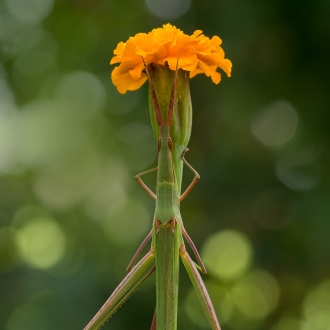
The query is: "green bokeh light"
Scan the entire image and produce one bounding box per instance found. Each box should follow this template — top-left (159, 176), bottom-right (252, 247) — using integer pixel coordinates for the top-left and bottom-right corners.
top-left (103, 198), bottom-right (151, 245)
top-left (5, 0), bottom-right (54, 25)
top-left (232, 269), bottom-right (280, 320)
top-left (6, 303), bottom-right (48, 330)
top-left (15, 217), bottom-right (66, 269)
top-left (303, 280), bottom-right (330, 330)
top-left (0, 226), bottom-right (18, 272)
top-left (202, 230), bottom-right (253, 281)
top-left (270, 317), bottom-right (313, 330)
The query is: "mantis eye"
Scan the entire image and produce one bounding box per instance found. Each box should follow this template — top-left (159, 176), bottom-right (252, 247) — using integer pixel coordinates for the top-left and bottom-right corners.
top-left (168, 137), bottom-right (173, 151)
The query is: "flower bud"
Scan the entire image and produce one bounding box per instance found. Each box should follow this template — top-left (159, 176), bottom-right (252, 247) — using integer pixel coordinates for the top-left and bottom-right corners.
top-left (148, 63), bottom-right (192, 192)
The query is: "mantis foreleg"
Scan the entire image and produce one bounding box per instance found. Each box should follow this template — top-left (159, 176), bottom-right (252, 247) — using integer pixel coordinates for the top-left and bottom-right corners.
top-left (179, 148), bottom-right (200, 202)
top-left (135, 167), bottom-right (158, 200)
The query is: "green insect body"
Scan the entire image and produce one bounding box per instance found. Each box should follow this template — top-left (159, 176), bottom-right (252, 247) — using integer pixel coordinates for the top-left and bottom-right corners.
top-left (84, 62), bottom-right (221, 330)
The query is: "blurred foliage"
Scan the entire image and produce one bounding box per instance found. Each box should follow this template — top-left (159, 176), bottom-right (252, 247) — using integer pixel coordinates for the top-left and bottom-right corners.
top-left (1, 0), bottom-right (330, 329)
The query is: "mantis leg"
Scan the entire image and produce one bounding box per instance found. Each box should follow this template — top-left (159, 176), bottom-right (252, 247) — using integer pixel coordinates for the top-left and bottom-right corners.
top-left (94, 265), bottom-right (155, 327)
top-left (181, 226), bottom-right (207, 274)
top-left (84, 249), bottom-right (155, 330)
top-left (135, 167), bottom-right (158, 200)
top-left (179, 148), bottom-right (200, 202)
top-left (180, 244), bottom-right (221, 330)
top-left (150, 309), bottom-right (156, 330)
top-left (126, 229), bottom-right (153, 271)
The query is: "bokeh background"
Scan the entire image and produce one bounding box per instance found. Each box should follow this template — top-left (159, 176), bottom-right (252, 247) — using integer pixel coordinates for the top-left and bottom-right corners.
top-left (1, 0), bottom-right (330, 329)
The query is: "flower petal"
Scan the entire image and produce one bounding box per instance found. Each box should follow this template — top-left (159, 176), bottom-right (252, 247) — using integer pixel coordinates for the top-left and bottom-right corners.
top-left (197, 61), bottom-right (221, 84)
top-left (127, 74), bottom-right (147, 92)
top-left (129, 62), bottom-right (144, 80)
top-left (110, 23), bottom-right (232, 91)
top-left (111, 67), bottom-right (147, 94)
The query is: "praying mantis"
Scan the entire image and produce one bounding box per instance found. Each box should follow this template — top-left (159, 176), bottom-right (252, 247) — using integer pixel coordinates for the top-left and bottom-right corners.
top-left (84, 61), bottom-right (221, 330)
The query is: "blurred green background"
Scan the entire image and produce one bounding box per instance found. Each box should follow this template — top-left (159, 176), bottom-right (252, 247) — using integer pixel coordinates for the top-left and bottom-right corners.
top-left (1, 0), bottom-right (330, 329)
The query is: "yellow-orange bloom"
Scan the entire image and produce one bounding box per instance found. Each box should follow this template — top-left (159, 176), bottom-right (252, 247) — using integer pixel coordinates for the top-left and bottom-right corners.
top-left (110, 24), bottom-right (232, 94)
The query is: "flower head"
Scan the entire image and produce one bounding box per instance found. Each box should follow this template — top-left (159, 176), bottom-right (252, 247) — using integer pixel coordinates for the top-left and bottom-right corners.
top-left (110, 24), bottom-right (232, 94)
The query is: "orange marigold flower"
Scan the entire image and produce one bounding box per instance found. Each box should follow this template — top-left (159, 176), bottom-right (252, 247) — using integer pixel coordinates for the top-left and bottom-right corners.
top-left (110, 23), bottom-right (232, 94)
